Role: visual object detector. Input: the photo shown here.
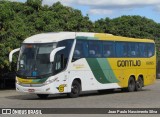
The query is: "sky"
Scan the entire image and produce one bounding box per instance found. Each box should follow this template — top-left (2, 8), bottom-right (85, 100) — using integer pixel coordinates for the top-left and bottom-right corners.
top-left (10, 0), bottom-right (160, 23)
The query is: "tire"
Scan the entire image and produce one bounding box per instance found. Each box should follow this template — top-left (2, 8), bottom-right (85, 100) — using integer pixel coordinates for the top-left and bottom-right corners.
top-left (67, 80), bottom-right (81, 98)
top-left (127, 77), bottom-right (136, 92)
top-left (135, 77), bottom-right (143, 91)
top-left (37, 94), bottom-right (49, 99)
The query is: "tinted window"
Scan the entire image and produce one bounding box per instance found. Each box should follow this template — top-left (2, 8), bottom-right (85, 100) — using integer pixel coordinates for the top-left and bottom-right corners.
top-left (139, 43), bottom-right (148, 57)
top-left (147, 43), bottom-right (155, 57)
top-left (88, 40), bottom-right (102, 58)
top-left (72, 40), bottom-right (88, 61)
top-left (103, 41), bottom-right (115, 57)
top-left (73, 40), bottom-right (155, 59)
top-left (53, 39), bottom-right (73, 74)
top-left (116, 42), bottom-right (128, 57)
top-left (128, 43), bottom-right (139, 57)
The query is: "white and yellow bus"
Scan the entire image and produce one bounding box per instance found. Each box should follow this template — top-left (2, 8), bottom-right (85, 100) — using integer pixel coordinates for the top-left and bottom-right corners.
top-left (9, 32), bottom-right (156, 98)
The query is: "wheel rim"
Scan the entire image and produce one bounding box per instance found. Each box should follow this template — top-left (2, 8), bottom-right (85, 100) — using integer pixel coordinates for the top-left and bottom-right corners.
top-left (129, 79), bottom-right (135, 90)
top-left (137, 78), bottom-right (142, 88)
top-left (72, 85), bottom-right (79, 94)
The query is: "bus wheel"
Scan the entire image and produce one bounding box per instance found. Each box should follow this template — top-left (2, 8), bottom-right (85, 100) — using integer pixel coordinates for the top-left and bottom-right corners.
top-left (127, 77), bottom-right (136, 92)
top-left (37, 94), bottom-right (49, 99)
top-left (135, 77), bottom-right (143, 91)
top-left (67, 80), bottom-right (81, 98)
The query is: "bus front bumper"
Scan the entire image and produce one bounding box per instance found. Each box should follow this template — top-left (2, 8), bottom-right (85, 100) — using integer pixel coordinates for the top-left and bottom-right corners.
top-left (16, 83), bottom-right (60, 94)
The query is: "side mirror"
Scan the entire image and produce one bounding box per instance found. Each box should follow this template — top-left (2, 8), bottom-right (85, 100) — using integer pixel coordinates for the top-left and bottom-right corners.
top-left (50, 47), bottom-right (65, 62)
top-left (9, 48), bottom-right (20, 63)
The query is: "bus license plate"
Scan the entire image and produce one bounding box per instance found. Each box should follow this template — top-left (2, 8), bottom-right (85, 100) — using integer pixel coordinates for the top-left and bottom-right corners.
top-left (28, 89), bottom-right (35, 92)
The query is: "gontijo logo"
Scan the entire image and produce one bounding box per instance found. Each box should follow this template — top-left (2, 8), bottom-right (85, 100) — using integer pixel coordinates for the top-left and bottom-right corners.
top-left (117, 60), bottom-right (141, 67)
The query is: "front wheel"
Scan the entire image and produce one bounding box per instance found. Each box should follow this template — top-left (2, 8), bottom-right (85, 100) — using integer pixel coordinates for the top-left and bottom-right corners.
top-left (37, 94), bottom-right (49, 99)
top-left (67, 80), bottom-right (81, 98)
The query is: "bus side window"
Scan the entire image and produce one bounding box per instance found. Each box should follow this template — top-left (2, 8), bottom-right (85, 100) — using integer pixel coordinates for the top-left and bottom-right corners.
top-left (147, 43), bottom-right (155, 57)
top-left (53, 39), bottom-right (73, 74)
top-left (54, 51), bottom-right (65, 73)
top-left (72, 40), bottom-right (88, 62)
top-left (128, 43), bottom-right (139, 57)
top-left (88, 40), bottom-right (102, 58)
top-left (103, 41), bottom-right (115, 58)
top-left (55, 53), bottom-right (62, 71)
top-left (139, 43), bottom-right (148, 57)
top-left (116, 42), bottom-right (128, 57)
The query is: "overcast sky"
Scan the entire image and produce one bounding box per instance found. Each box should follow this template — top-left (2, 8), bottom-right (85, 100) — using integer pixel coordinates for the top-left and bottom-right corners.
top-left (11, 0), bottom-right (160, 23)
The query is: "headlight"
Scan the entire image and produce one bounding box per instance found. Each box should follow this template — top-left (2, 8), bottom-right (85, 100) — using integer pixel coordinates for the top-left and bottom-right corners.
top-left (43, 77), bottom-right (58, 85)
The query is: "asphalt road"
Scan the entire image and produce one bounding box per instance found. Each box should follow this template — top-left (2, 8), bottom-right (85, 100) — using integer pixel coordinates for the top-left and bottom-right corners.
top-left (1, 79), bottom-right (160, 116)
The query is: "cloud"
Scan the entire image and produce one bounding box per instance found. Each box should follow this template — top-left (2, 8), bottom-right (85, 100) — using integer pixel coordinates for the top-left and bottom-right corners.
top-left (88, 9), bottom-right (113, 15)
top-left (77, 0), bottom-right (160, 13)
top-left (77, 0), bottom-right (160, 7)
top-left (41, 0), bottom-right (160, 15)
top-left (42, 0), bottom-right (75, 6)
top-left (155, 5), bottom-right (160, 12)
top-left (13, 0), bottom-right (160, 15)
top-left (8, 0), bottom-right (18, 2)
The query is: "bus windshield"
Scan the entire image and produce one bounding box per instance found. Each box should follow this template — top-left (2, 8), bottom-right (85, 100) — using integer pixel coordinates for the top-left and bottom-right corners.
top-left (17, 43), bottom-right (57, 77)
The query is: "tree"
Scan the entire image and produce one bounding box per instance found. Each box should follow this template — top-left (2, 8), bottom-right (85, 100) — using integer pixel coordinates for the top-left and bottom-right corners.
top-left (0, 1), bottom-right (94, 78)
top-left (26, 0), bottom-right (42, 11)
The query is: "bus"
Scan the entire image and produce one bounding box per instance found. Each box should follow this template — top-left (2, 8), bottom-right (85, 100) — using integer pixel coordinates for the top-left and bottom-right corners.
top-left (9, 32), bottom-right (156, 99)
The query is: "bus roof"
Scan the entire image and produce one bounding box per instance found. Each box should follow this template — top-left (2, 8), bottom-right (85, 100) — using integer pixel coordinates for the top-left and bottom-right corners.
top-left (23, 32), bottom-right (154, 43)
top-left (23, 32), bottom-right (76, 43)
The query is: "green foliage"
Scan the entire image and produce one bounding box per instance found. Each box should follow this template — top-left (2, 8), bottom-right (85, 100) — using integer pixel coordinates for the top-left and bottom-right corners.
top-left (95, 15), bottom-right (160, 39)
top-left (26, 0), bottom-right (42, 11)
top-left (1, 1), bottom-right (160, 78)
top-left (0, 1), bottom-right (93, 77)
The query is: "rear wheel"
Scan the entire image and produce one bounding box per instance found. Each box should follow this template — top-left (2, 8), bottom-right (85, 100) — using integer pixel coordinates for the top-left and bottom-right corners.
top-left (135, 77), bottom-right (143, 91)
top-left (127, 77), bottom-right (136, 92)
top-left (37, 94), bottom-right (49, 99)
top-left (67, 80), bottom-right (81, 98)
